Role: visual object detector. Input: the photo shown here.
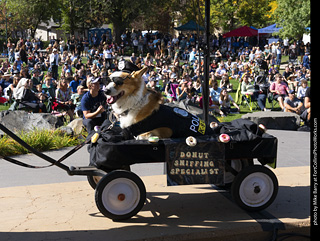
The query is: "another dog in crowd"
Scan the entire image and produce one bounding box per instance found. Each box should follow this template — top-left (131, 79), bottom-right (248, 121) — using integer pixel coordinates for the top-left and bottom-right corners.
top-left (104, 61), bottom-right (212, 140)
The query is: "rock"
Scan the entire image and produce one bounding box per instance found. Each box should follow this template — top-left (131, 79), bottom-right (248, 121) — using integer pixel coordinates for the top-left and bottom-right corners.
top-left (0, 110), bottom-right (63, 136)
top-left (57, 126), bottom-right (74, 136)
top-left (67, 118), bottom-right (83, 135)
top-left (241, 111), bottom-right (301, 130)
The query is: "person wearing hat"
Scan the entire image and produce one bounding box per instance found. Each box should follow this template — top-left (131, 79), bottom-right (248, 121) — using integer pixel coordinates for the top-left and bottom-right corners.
top-left (49, 48), bottom-right (59, 79)
top-left (215, 63), bottom-right (226, 80)
top-left (81, 76), bottom-right (107, 133)
top-left (0, 72), bottom-right (13, 96)
top-left (286, 73), bottom-right (298, 91)
top-left (164, 73), bottom-right (178, 103)
top-left (284, 90), bottom-right (304, 115)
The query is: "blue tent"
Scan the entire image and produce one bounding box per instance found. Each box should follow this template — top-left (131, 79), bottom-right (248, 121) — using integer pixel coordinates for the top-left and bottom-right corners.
top-left (258, 24), bottom-right (282, 34)
top-left (88, 28), bottom-right (112, 45)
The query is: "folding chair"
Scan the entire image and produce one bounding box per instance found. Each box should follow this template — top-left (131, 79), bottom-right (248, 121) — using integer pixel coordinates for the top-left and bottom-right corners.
top-left (267, 91), bottom-right (280, 111)
top-left (235, 84), bottom-right (257, 112)
top-left (242, 94), bottom-right (259, 112)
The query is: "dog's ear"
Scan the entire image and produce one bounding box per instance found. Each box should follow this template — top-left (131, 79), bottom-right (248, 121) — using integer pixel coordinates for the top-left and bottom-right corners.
top-left (131, 66), bottom-right (148, 79)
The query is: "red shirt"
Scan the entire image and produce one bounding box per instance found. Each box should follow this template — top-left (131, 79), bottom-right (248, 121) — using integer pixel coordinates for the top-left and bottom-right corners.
top-left (270, 81), bottom-right (289, 95)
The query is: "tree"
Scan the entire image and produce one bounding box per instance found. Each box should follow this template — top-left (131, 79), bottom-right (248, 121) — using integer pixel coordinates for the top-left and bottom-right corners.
top-left (59, 0), bottom-right (106, 36)
top-left (211, 0), bottom-right (239, 32)
top-left (96, 0), bottom-right (151, 43)
top-left (6, 0), bottom-right (58, 38)
top-left (133, 0), bottom-right (184, 34)
top-left (272, 0), bottom-right (310, 39)
top-left (237, 0), bottom-right (272, 28)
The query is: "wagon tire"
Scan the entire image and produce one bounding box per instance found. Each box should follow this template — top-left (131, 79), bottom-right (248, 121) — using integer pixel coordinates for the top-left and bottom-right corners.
top-left (217, 159), bottom-right (253, 189)
top-left (231, 165), bottom-right (278, 212)
top-left (87, 165), bottom-right (130, 190)
top-left (87, 175), bottom-right (103, 189)
top-left (95, 170), bottom-right (146, 221)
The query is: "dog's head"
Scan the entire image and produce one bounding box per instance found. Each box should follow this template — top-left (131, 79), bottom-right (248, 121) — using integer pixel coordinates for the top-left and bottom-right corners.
top-left (104, 62), bottom-right (148, 106)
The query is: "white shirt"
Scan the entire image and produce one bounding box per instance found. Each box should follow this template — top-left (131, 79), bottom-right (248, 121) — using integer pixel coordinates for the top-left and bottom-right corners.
top-left (104, 49), bottom-right (112, 59)
top-left (49, 53), bottom-right (59, 65)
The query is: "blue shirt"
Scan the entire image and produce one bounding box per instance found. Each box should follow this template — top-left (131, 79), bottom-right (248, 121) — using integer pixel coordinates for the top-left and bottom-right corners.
top-left (210, 87), bottom-right (221, 102)
top-left (81, 90), bottom-right (107, 119)
top-left (69, 80), bottom-right (80, 93)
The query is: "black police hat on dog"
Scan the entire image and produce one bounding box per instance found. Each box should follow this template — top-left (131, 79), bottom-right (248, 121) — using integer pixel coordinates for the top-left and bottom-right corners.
top-left (118, 60), bottom-right (140, 73)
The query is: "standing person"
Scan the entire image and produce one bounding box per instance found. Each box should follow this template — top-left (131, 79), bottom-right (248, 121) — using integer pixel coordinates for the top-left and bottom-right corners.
top-left (81, 77), bottom-right (107, 133)
top-left (132, 37), bottom-right (139, 54)
top-left (276, 43), bottom-right (282, 68)
top-left (50, 48), bottom-right (59, 80)
top-left (164, 74), bottom-right (178, 103)
top-left (59, 37), bottom-right (66, 54)
top-left (68, 35), bottom-right (76, 54)
top-left (83, 37), bottom-right (89, 57)
top-left (103, 45), bottom-right (113, 69)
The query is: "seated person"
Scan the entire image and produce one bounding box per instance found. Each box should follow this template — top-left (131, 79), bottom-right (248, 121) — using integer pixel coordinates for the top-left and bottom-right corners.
top-left (209, 80), bottom-right (221, 105)
top-left (81, 77), bottom-right (107, 133)
top-left (215, 64), bottom-right (226, 80)
top-left (220, 74), bottom-right (233, 92)
top-left (71, 85), bottom-right (86, 118)
top-left (284, 90), bottom-right (304, 115)
top-left (53, 77), bottom-right (75, 121)
top-left (297, 79), bottom-right (309, 100)
top-left (300, 87), bottom-right (310, 125)
top-left (241, 74), bottom-right (257, 97)
top-left (269, 74), bottom-right (289, 110)
top-left (199, 96), bottom-right (225, 116)
top-left (176, 82), bottom-right (188, 101)
top-left (13, 78), bottom-right (47, 113)
top-left (219, 87), bottom-right (240, 116)
top-left (69, 74), bottom-right (81, 94)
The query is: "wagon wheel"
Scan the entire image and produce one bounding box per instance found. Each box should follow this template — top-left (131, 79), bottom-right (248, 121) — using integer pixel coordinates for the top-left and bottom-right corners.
top-left (217, 159), bottom-right (253, 189)
top-left (95, 170), bottom-right (146, 221)
top-left (231, 165), bottom-right (278, 212)
top-left (87, 175), bottom-right (104, 189)
top-left (87, 165), bottom-right (131, 189)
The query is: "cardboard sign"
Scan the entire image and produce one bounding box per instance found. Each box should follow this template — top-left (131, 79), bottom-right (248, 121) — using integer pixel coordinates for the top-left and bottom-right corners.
top-left (166, 140), bottom-right (225, 186)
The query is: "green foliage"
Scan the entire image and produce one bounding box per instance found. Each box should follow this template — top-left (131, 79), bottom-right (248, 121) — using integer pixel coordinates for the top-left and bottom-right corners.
top-left (6, 0), bottom-right (59, 38)
top-left (237, 0), bottom-right (273, 28)
top-left (272, 0), bottom-right (310, 39)
top-left (0, 129), bottom-right (83, 157)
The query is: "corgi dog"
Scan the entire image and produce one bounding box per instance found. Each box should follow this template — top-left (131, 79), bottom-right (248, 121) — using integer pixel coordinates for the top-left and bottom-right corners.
top-left (104, 61), bottom-right (212, 140)
top-left (104, 63), bottom-right (173, 139)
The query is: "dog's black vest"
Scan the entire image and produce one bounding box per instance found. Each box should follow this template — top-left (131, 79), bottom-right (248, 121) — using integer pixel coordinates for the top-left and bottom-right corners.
top-left (123, 105), bottom-right (213, 139)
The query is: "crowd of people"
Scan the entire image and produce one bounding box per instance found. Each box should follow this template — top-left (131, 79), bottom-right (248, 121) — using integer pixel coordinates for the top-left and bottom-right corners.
top-left (0, 30), bottom-right (311, 131)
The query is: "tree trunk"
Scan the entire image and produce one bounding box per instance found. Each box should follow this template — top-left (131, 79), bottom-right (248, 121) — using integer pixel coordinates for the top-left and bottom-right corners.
top-left (113, 21), bottom-right (126, 44)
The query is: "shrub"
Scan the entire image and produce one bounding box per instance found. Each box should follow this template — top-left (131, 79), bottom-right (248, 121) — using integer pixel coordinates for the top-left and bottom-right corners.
top-left (0, 128), bottom-right (83, 157)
